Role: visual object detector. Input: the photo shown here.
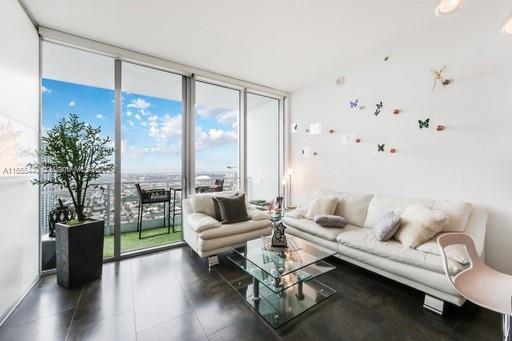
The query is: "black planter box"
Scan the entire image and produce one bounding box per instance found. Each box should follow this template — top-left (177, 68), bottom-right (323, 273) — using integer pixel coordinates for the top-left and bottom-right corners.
top-left (55, 219), bottom-right (105, 288)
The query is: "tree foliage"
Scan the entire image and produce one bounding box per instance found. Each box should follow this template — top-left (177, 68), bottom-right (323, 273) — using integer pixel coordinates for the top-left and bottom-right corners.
top-left (32, 114), bottom-right (114, 222)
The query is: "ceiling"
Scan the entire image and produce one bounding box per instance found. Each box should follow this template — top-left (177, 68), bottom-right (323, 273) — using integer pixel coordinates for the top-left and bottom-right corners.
top-left (21, 0), bottom-right (511, 92)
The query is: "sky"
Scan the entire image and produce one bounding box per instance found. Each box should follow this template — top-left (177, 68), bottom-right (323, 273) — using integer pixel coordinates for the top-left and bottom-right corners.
top-left (42, 78), bottom-right (239, 174)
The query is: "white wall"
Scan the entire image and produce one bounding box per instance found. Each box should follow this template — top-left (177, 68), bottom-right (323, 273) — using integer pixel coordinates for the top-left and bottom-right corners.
top-left (0, 0), bottom-right (40, 321)
top-left (290, 10), bottom-right (512, 273)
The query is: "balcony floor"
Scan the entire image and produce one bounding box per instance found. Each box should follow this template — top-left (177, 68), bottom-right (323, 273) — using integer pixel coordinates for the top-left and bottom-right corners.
top-left (103, 226), bottom-right (182, 258)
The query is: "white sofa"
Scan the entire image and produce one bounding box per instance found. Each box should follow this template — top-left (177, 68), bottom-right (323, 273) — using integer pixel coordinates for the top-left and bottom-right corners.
top-left (182, 191), bottom-right (272, 266)
top-left (283, 189), bottom-right (487, 314)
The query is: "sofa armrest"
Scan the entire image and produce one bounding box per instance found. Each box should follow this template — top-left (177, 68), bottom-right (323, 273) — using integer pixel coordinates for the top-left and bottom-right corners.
top-left (286, 206), bottom-right (307, 219)
top-left (248, 209), bottom-right (270, 221)
top-left (187, 213), bottom-right (221, 233)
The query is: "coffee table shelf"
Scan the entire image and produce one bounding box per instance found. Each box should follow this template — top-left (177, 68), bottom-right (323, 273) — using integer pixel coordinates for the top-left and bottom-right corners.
top-left (222, 235), bottom-right (337, 328)
top-left (228, 252), bottom-right (335, 294)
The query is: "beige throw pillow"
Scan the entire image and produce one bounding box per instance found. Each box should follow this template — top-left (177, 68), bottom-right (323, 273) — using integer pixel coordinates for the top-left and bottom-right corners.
top-left (394, 205), bottom-right (449, 248)
top-left (305, 196), bottom-right (337, 220)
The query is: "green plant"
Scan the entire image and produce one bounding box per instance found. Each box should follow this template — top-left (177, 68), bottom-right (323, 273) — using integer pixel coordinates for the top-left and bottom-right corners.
top-left (32, 114), bottom-right (114, 222)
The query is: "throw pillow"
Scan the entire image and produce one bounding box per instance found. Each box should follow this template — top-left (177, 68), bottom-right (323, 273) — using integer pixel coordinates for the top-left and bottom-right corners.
top-left (374, 211), bottom-right (401, 241)
top-left (212, 193), bottom-right (250, 224)
top-left (305, 196), bottom-right (338, 220)
top-left (314, 215), bottom-right (347, 228)
top-left (394, 205), bottom-right (449, 248)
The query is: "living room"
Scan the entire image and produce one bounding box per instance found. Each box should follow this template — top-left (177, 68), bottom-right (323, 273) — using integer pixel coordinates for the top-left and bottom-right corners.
top-left (1, 0), bottom-right (511, 340)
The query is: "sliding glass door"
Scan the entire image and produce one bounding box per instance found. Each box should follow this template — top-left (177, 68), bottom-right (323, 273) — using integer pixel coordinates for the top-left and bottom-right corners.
top-left (194, 81), bottom-right (240, 192)
top-left (120, 62), bottom-right (183, 254)
top-left (246, 93), bottom-right (280, 202)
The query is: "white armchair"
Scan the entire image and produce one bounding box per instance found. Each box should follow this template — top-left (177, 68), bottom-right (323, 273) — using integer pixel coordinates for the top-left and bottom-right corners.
top-left (183, 191), bottom-right (272, 266)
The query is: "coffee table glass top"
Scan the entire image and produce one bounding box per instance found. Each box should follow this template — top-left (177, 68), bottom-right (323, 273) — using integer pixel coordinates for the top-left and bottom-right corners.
top-left (232, 235), bottom-right (336, 279)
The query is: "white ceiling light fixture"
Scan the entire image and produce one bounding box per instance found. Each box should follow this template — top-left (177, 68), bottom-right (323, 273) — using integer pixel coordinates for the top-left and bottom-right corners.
top-left (435, 0), bottom-right (464, 16)
top-left (503, 10), bottom-right (512, 36)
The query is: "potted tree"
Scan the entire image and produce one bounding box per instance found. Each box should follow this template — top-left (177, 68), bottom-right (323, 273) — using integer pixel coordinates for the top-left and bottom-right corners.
top-left (33, 114), bottom-right (114, 288)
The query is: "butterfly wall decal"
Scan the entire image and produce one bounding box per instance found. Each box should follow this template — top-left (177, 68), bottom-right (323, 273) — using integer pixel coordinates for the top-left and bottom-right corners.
top-left (377, 144), bottom-right (385, 152)
top-left (418, 118), bottom-right (430, 129)
top-left (374, 101), bottom-right (383, 116)
top-left (431, 65), bottom-right (451, 90)
top-left (350, 99), bottom-right (359, 108)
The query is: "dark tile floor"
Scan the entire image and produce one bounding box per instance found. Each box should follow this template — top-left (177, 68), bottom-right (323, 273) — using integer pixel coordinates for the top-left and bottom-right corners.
top-left (0, 246), bottom-right (500, 341)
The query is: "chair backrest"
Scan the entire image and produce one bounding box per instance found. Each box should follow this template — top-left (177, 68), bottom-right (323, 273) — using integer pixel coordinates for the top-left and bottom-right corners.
top-left (437, 233), bottom-right (481, 284)
top-left (214, 178), bottom-right (225, 186)
top-left (135, 183), bottom-right (143, 199)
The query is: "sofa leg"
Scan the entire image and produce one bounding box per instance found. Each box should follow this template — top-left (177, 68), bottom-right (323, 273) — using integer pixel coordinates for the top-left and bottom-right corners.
top-left (423, 294), bottom-right (445, 315)
top-left (208, 255), bottom-right (219, 269)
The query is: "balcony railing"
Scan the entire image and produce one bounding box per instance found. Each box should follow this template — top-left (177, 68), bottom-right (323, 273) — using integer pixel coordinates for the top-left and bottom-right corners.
top-left (40, 176), bottom-right (240, 236)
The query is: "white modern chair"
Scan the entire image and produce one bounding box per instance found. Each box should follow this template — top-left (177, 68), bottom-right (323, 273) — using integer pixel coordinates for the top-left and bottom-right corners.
top-left (438, 233), bottom-right (512, 341)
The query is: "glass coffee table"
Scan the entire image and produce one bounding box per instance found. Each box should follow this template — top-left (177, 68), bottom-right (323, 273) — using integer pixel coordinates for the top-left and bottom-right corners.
top-left (225, 235), bottom-right (336, 328)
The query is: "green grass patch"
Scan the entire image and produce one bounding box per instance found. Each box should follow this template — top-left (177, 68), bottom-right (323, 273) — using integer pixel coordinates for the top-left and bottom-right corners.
top-left (103, 226), bottom-right (182, 259)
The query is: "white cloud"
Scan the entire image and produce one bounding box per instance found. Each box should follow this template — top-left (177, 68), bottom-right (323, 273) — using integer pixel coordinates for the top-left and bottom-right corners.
top-left (216, 111), bottom-right (238, 125)
top-left (196, 127), bottom-right (238, 151)
top-left (134, 114), bottom-right (142, 121)
top-left (126, 111), bottom-right (133, 117)
top-left (128, 120), bottom-right (135, 127)
top-left (148, 114), bottom-right (182, 141)
top-left (141, 121), bottom-right (147, 126)
top-left (42, 86), bottom-right (52, 94)
top-left (69, 101), bottom-right (76, 107)
top-left (196, 106), bottom-right (238, 127)
top-left (127, 98), bottom-right (151, 111)
top-left (95, 114), bottom-right (104, 119)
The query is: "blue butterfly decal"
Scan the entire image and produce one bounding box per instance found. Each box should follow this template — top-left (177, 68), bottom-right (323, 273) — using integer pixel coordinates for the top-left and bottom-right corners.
top-left (418, 118), bottom-right (430, 129)
top-left (377, 144), bottom-right (385, 152)
top-left (374, 101), bottom-right (383, 116)
top-left (350, 99), bottom-right (359, 108)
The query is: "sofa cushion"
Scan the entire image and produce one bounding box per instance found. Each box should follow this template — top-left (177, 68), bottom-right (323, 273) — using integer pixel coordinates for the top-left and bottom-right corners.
top-left (311, 190), bottom-right (373, 227)
top-left (364, 195), bottom-right (435, 228)
top-left (374, 211), bottom-right (401, 241)
top-left (186, 213), bottom-right (221, 233)
top-left (199, 219), bottom-right (271, 240)
top-left (432, 200), bottom-right (472, 232)
top-left (285, 207), bottom-right (307, 219)
top-left (336, 228), bottom-right (465, 275)
top-left (191, 191), bottom-right (240, 218)
top-left (305, 196), bottom-right (337, 220)
top-left (283, 217), bottom-right (357, 241)
top-left (212, 193), bottom-right (250, 224)
top-left (314, 214), bottom-right (348, 228)
top-left (416, 235), bottom-right (470, 264)
top-left (394, 205), bottom-right (449, 248)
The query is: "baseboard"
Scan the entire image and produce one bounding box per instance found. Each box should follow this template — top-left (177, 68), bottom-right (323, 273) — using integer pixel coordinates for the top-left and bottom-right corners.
top-left (0, 274), bottom-right (41, 327)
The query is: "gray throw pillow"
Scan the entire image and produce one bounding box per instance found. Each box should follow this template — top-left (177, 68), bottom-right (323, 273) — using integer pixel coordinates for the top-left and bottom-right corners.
top-left (374, 211), bottom-right (401, 241)
top-left (212, 194), bottom-right (250, 224)
top-left (314, 214), bottom-right (347, 228)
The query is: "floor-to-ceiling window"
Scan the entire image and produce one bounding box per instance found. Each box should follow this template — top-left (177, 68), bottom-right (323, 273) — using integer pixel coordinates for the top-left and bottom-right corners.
top-left (41, 42), bottom-right (115, 269)
top-left (246, 93), bottom-right (280, 202)
top-left (194, 81), bottom-right (240, 192)
top-left (40, 40), bottom-right (284, 270)
top-left (120, 62), bottom-right (183, 254)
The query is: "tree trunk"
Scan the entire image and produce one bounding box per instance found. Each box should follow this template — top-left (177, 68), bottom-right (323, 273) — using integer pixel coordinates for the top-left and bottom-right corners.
top-left (76, 206), bottom-right (86, 222)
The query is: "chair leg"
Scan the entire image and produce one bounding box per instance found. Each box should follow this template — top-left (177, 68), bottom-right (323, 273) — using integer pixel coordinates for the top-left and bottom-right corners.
top-left (166, 201), bottom-right (170, 234)
top-left (139, 203), bottom-right (143, 240)
top-left (503, 314), bottom-right (511, 341)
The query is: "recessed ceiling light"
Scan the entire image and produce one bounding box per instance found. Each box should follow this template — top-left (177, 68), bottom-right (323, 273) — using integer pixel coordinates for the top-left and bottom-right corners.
top-left (435, 0), bottom-right (464, 16)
